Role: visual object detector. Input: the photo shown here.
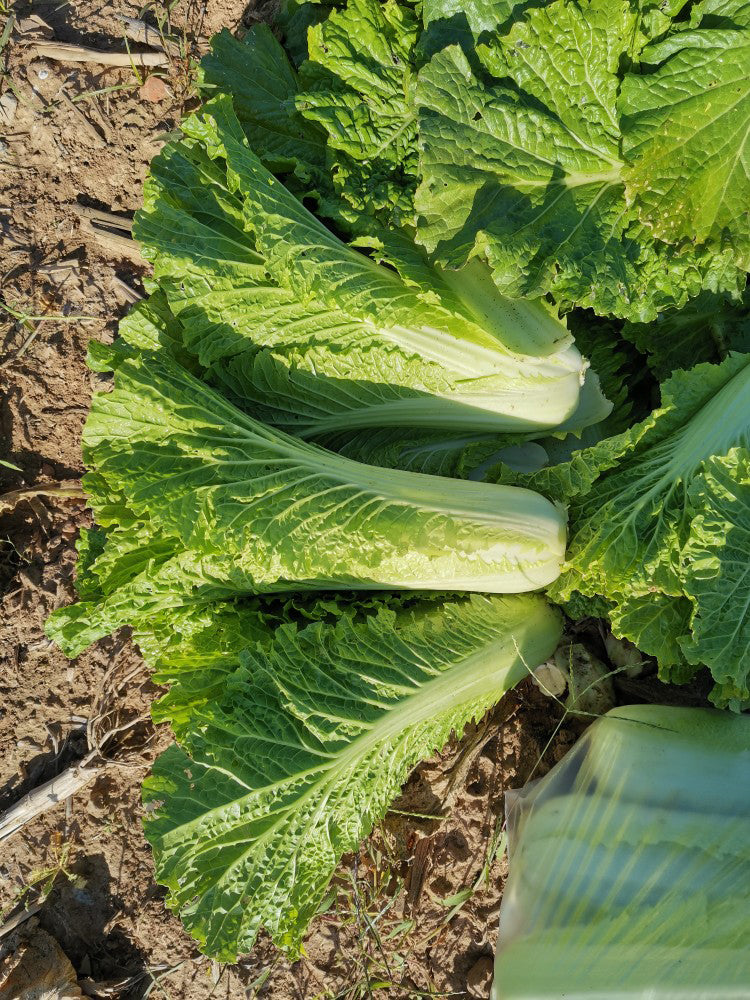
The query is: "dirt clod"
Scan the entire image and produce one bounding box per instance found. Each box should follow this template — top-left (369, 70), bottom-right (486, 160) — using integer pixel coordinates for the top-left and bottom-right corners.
top-left (466, 954), bottom-right (495, 997)
top-left (0, 926), bottom-right (83, 1000)
top-left (139, 75), bottom-right (170, 103)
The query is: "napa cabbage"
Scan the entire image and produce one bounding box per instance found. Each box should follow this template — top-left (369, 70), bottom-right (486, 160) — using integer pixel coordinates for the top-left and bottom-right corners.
top-left (46, 343), bottom-right (567, 658)
top-left (133, 94), bottom-right (606, 449)
top-left (544, 354), bottom-right (750, 709)
top-left (143, 593), bottom-right (563, 959)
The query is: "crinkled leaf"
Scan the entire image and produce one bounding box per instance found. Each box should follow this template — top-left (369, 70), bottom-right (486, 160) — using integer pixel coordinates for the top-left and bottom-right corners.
top-left (694, 0), bottom-right (750, 25)
top-left (143, 593), bottom-right (562, 958)
top-left (120, 298), bottom-right (518, 476)
top-left (415, 0), bottom-right (745, 319)
top-left (117, 291), bottom-right (600, 479)
top-left (138, 591), bottom-right (440, 737)
top-left (422, 0), bottom-right (512, 37)
top-left (415, 12), bottom-right (627, 296)
top-left (134, 96), bottom-right (594, 438)
top-left (45, 346), bottom-right (566, 657)
top-left (560, 590), bottom-right (616, 623)
top-left (680, 449), bottom-right (750, 704)
top-left (275, 0), bottom-right (342, 67)
top-left (198, 26), bottom-right (329, 191)
top-left (316, 426), bottom-right (514, 477)
top-left (133, 601), bottom-right (283, 738)
top-left (552, 355), bottom-right (750, 705)
top-left (609, 592), bottom-right (694, 680)
top-left (296, 0), bottom-right (420, 228)
top-left (117, 289), bottom-right (191, 362)
top-left (622, 290), bottom-right (750, 380)
top-left (485, 393), bottom-right (659, 504)
top-left (620, 18), bottom-right (750, 267)
top-left (557, 356), bottom-right (750, 599)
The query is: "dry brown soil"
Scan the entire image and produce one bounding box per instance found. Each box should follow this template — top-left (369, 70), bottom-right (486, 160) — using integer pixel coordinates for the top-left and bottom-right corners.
top-left (0, 3), bottom-right (712, 998)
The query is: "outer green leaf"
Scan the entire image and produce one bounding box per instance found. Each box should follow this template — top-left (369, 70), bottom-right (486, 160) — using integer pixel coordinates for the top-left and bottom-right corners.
top-left (275, 0), bottom-right (342, 67)
top-left (551, 354), bottom-right (750, 704)
top-left (680, 449), bottom-right (750, 704)
top-left (133, 601), bottom-right (279, 738)
top-left (46, 346), bottom-right (567, 657)
top-left (559, 590), bottom-right (615, 623)
top-left (296, 0), bottom-right (419, 227)
top-left (415, 17), bottom-right (626, 293)
top-left (695, 0), bottom-right (750, 25)
top-left (557, 355), bottom-right (750, 600)
top-left (551, 220), bottom-right (745, 322)
top-left (63, 466), bottom-right (176, 608)
top-left (198, 26), bottom-right (329, 191)
top-left (116, 289), bottom-right (200, 370)
top-left (422, 0), bottom-right (510, 38)
top-left (143, 593), bottom-right (563, 958)
top-left (609, 592), bottom-right (694, 680)
top-left (566, 317), bottom-right (634, 426)
top-left (137, 590), bottom-right (453, 738)
top-left (415, 0), bottom-right (745, 319)
top-left (117, 292), bottom-right (602, 479)
top-left (620, 21), bottom-right (750, 267)
top-left (117, 295), bottom-right (518, 475)
top-left (622, 290), bottom-right (750, 380)
top-left (484, 382), bottom-right (660, 504)
top-left (317, 426), bottom-right (516, 477)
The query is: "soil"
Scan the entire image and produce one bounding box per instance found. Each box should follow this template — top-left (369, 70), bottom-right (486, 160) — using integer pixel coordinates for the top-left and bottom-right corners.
top-left (0, 3), bottom-right (713, 999)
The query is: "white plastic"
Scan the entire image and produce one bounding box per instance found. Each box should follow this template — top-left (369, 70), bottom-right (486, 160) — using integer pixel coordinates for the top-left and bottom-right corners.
top-left (492, 705), bottom-right (750, 999)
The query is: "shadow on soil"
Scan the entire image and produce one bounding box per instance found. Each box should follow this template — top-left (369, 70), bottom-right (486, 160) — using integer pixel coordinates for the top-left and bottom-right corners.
top-left (39, 851), bottom-right (156, 994)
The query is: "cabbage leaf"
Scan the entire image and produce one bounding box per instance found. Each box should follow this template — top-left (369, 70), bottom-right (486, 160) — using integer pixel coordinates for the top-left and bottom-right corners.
top-left (620, 1), bottom-right (750, 267)
top-left (133, 95), bottom-right (604, 444)
top-left (551, 354), bottom-right (750, 707)
top-left (414, 0), bottom-right (745, 320)
top-left (143, 593), bottom-right (563, 959)
top-left (296, 0), bottom-right (420, 228)
top-left (46, 344), bottom-right (567, 657)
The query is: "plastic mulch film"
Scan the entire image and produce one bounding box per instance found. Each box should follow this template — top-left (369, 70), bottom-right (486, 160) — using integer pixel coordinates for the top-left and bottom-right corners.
top-left (491, 704), bottom-right (750, 999)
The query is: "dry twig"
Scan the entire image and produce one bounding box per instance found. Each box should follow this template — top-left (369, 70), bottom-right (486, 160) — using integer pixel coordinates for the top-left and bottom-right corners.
top-left (111, 275), bottom-right (143, 304)
top-left (0, 758), bottom-right (103, 843)
top-left (73, 205), bottom-right (132, 232)
top-left (57, 87), bottom-right (106, 146)
top-left (0, 903), bottom-right (42, 939)
top-left (72, 207), bottom-right (142, 263)
top-left (0, 483), bottom-right (86, 515)
top-left (25, 41), bottom-right (168, 67)
top-left (80, 221), bottom-right (143, 262)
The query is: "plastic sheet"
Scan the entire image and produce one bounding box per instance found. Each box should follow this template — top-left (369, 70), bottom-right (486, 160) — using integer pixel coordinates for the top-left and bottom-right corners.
top-left (492, 705), bottom-right (750, 999)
